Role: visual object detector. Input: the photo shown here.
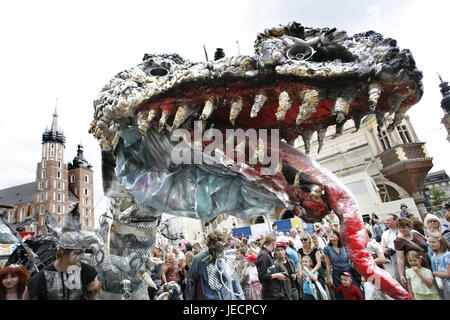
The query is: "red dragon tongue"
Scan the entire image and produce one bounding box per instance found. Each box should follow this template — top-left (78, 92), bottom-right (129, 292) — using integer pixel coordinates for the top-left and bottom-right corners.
top-left (277, 140), bottom-right (412, 300)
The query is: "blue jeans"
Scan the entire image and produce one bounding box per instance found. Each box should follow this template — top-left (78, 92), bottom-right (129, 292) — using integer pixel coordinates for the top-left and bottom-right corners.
top-left (291, 287), bottom-right (299, 300)
top-left (304, 293), bottom-right (315, 300)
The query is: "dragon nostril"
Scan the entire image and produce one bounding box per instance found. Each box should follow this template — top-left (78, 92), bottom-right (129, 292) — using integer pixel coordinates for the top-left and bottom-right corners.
top-left (286, 44), bottom-right (315, 61)
top-left (148, 67), bottom-right (169, 77)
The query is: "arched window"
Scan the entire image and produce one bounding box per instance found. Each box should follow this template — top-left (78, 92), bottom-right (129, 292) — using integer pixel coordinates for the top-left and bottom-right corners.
top-left (50, 144), bottom-right (55, 157)
top-left (281, 210), bottom-right (295, 220)
top-left (57, 193), bottom-right (61, 201)
top-left (57, 171), bottom-right (61, 179)
top-left (58, 161), bottom-right (61, 168)
top-left (71, 175), bottom-right (75, 183)
top-left (254, 216), bottom-right (266, 224)
top-left (42, 170), bottom-right (46, 178)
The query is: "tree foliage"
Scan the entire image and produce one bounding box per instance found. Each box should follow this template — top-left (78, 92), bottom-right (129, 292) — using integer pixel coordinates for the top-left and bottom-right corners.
top-left (429, 187), bottom-right (450, 211)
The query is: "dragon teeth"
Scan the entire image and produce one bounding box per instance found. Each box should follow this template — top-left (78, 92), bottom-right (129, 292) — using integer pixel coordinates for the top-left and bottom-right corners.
top-left (275, 91), bottom-right (291, 121)
top-left (387, 111), bottom-right (405, 131)
top-left (301, 130), bottom-right (313, 154)
top-left (138, 109), bottom-right (158, 137)
top-left (148, 109), bottom-right (157, 123)
top-left (317, 127), bottom-right (327, 153)
top-left (333, 97), bottom-right (351, 124)
top-left (368, 83), bottom-right (381, 112)
top-left (199, 98), bottom-right (216, 121)
top-left (296, 89), bottom-right (319, 125)
top-left (171, 104), bottom-right (192, 131)
top-left (389, 93), bottom-right (407, 114)
top-left (352, 110), bottom-right (362, 132)
top-left (137, 110), bottom-right (150, 137)
top-left (333, 122), bottom-right (344, 138)
top-left (229, 97), bottom-right (243, 126)
top-left (159, 110), bottom-right (169, 131)
top-left (250, 94), bottom-right (267, 118)
top-left (375, 111), bottom-right (386, 132)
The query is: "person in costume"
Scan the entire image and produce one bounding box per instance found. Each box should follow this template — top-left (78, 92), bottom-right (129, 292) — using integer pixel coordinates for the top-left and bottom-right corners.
top-left (185, 230), bottom-right (244, 300)
top-left (24, 203), bottom-right (101, 300)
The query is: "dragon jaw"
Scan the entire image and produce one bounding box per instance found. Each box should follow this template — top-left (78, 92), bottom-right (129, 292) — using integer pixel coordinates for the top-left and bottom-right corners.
top-left (90, 21), bottom-right (422, 300)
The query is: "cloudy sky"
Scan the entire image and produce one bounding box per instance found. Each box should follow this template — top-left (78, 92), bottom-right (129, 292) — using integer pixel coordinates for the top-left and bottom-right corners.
top-left (1, 0), bottom-right (449, 227)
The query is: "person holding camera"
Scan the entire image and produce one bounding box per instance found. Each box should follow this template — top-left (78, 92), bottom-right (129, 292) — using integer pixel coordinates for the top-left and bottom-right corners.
top-left (381, 214), bottom-right (401, 285)
top-left (274, 242), bottom-right (302, 300)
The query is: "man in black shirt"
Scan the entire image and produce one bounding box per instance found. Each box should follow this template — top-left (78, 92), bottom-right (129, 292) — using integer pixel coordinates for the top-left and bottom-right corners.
top-left (24, 248), bottom-right (99, 300)
top-left (255, 233), bottom-right (288, 299)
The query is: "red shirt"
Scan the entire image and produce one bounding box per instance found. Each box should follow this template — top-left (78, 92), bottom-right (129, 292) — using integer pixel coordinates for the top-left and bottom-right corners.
top-left (333, 284), bottom-right (364, 300)
top-left (165, 262), bottom-right (180, 282)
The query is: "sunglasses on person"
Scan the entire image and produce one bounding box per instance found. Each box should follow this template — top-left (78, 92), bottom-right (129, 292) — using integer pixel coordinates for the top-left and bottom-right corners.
top-left (301, 238), bottom-right (309, 241)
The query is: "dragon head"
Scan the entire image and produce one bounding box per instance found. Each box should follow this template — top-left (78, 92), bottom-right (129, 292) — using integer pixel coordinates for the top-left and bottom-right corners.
top-left (90, 21), bottom-right (422, 225)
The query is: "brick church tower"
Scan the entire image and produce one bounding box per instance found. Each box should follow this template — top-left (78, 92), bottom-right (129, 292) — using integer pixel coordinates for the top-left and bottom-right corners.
top-left (34, 108), bottom-right (95, 233)
top-left (67, 144), bottom-right (95, 229)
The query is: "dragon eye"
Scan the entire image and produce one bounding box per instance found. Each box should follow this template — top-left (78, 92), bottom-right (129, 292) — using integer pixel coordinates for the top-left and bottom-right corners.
top-left (148, 66), bottom-right (170, 77)
top-left (286, 44), bottom-right (315, 61)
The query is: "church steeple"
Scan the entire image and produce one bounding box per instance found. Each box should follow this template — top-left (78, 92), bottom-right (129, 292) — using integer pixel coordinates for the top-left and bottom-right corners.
top-left (438, 73), bottom-right (450, 115)
top-left (42, 106), bottom-right (65, 145)
top-left (50, 107), bottom-right (59, 132)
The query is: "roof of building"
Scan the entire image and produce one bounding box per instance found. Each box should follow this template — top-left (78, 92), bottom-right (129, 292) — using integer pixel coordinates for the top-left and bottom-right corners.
top-left (0, 182), bottom-right (35, 205)
top-left (424, 170), bottom-right (449, 183)
top-left (68, 144), bottom-right (93, 171)
top-left (426, 170), bottom-right (447, 177)
top-left (42, 108), bottom-right (65, 145)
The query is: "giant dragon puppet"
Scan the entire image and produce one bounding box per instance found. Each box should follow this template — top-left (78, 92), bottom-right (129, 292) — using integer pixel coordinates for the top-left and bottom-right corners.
top-left (89, 22), bottom-right (422, 300)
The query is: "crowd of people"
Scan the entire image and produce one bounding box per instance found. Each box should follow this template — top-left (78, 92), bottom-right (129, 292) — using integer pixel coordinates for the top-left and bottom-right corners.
top-left (1, 202), bottom-right (449, 300)
top-left (146, 202), bottom-right (450, 300)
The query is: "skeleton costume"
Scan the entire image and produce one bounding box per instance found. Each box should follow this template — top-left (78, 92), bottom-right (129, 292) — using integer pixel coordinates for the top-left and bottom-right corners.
top-left (27, 204), bottom-right (99, 300)
top-left (185, 241), bottom-right (244, 300)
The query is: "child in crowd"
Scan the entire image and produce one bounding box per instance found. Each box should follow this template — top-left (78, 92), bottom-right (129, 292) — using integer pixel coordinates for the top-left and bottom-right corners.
top-left (332, 272), bottom-right (364, 300)
top-left (405, 250), bottom-right (441, 300)
top-left (428, 233), bottom-right (450, 300)
top-left (243, 255), bottom-right (262, 300)
top-left (0, 264), bottom-right (30, 300)
top-left (302, 255), bottom-right (320, 300)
